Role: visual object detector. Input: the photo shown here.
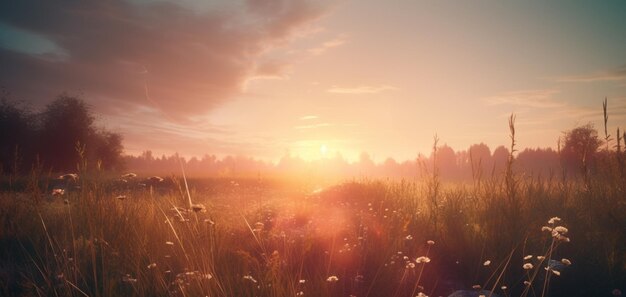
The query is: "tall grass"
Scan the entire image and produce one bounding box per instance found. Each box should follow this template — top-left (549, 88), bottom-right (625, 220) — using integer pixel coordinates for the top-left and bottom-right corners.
top-left (1, 121), bottom-right (625, 297)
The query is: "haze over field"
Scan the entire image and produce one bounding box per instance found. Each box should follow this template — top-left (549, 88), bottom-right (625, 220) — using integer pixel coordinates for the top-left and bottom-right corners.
top-left (1, 0), bottom-right (626, 162)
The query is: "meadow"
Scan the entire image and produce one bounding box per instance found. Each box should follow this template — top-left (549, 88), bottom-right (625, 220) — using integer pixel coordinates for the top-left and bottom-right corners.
top-left (0, 150), bottom-right (624, 297)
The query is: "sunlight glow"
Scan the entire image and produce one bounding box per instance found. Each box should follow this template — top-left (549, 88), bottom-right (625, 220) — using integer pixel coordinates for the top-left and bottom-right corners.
top-left (320, 144), bottom-right (328, 156)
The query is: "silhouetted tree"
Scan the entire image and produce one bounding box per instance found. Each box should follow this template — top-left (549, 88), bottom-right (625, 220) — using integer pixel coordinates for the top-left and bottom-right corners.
top-left (38, 95), bottom-right (95, 171)
top-left (492, 145), bottom-right (510, 176)
top-left (468, 143), bottom-right (492, 178)
top-left (0, 93), bottom-right (124, 173)
top-left (561, 123), bottom-right (602, 177)
top-left (0, 97), bottom-right (34, 174)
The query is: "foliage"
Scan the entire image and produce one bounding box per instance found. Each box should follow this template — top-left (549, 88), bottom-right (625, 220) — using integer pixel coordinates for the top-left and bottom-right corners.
top-left (0, 94), bottom-right (124, 173)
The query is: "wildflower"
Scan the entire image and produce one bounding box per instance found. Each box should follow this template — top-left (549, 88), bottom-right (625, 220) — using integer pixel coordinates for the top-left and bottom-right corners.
top-left (147, 263), bottom-right (157, 269)
top-left (203, 273), bottom-right (213, 280)
top-left (523, 263), bottom-right (533, 270)
top-left (243, 275), bottom-right (257, 283)
top-left (548, 217), bottom-right (561, 224)
top-left (326, 275), bottom-right (339, 282)
top-left (52, 188), bottom-right (65, 196)
top-left (550, 269), bottom-right (561, 276)
top-left (417, 292), bottom-right (428, 297)
top-left (524, 281), bottom-right (531, 286)
top-left (561, 258), bottom-right (572, 266)
top-left (541, 226), bottom-right (552, 232)
top-left (148, 176), bottom-right (164, 183)
top-left (537, 256), bottom-right (545, 260)
top-left (405, 235), bottom-right (413, 240)
top-left (116, 195), bottom-right (126, 200)
top-left (406, 262), bottom-right (416, 269)
top-left (165, 241), bottom-right (174, 245)
top-left (416, 256), bottom-right (431, 263)
top-left (191, 204), bottom-right (206, 212)
top-left (121, 173), bottom-right (137, 178)
top-left (483, 260), bottom-right (491, 266)
top-left (472, 285), bottom-right (481, 289)
top-left (59, 173), bottom-right (79, 181)
top-left (479, 295), bottom-right (486, 297)
top-left (555, 234), bottom-right (570, 242)
top-left (122, 274), bottom-right (138, 283)
top-left (299, 279), bottom-right (306, 284)
top-left (501, 285), bottom-right (507, 290)
top-left (427, 240), bottom-right (435, 245)
top-left (553, 226), bottom-right (568, 235)
top-left (524, 255), bottom-right (533, 260)
top-left (296, 291), bottom-right (304, 296)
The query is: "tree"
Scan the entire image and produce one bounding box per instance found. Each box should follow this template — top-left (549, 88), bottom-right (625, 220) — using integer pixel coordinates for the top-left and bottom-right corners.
top-left (561, 123), bottom-right (603, 177)
top-left (0, 97), bottom-right (34, 173)
top-left (0, 93), bottom-right (125, 172)
top-left (38, 95), bottom-right (96, 171)
top-left (468, 143), bottom-right (492, 178)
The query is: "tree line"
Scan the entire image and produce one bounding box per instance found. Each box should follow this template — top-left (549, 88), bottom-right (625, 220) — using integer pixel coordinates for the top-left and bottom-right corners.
top-left (2, 91), bottom-right (624, 182)
top-left (123, 126), bottom-right (624, 181)
top-left (0, 92), bottom-right (123, 174)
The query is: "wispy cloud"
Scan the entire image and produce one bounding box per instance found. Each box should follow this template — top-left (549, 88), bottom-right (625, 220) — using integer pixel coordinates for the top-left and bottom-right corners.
top-left (308, 35), bottom-right (347, 55)
top-left (555, 65), bottom-right (626, 82)
top-left (327, 85), bottom-right (397, 94)
top-left (294, 123), bottom-right (331, 129)
top-left (483, 89), bottom-right (563, 108)
top-left (299, 115), bottom-right (318, 120)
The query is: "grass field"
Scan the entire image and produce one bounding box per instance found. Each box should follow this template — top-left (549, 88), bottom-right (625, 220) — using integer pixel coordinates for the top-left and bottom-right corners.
top-left (0, 162), bottom-right (624, 297)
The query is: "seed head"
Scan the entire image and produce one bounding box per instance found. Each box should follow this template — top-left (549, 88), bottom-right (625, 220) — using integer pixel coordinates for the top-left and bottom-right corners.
top-left (548, 217), bottom-right (561, 224)
top-left (561, 258), bottom-right (572, 266)
top-left (523, 263), bottom-right (534, 270)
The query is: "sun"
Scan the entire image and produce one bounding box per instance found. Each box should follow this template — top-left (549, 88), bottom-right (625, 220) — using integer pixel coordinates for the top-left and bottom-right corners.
top-left (320, 144), bottom-right (328, 156)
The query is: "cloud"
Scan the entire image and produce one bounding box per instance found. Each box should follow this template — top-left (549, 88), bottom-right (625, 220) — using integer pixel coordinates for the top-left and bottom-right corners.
top-left (299, 115), bottom-right (318, 120)
top-left (308, 35), bottom-right (346, 55)
top-left (555, 65), bottom-right (626, 82)
top-left (483, 89), bottom-right (564, 108)
top-left (0, 0), bottom-right (332, 119)
top-left (294, 123), bottom-right (331, 129)
top-left (327, 85), bottom-right (397, 94)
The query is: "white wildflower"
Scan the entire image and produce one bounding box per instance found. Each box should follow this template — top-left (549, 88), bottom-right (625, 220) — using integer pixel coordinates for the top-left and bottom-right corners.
top-left (548, 217), bottom-right (561, 224)
top-left (523, 263), bottom-right (534, 270)
top-left (561, 258), bottom-right (572, 266)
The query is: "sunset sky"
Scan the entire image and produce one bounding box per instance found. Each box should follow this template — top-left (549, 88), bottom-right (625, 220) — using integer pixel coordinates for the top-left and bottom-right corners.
top-left (1, 0), bottom-right (626, 162)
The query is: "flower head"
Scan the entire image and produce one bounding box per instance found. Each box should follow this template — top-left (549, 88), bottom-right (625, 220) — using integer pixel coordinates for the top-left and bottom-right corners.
top-left (523, 263), bottom-right (534, 270)
top-left (548, 217), bottom-right (561, 224)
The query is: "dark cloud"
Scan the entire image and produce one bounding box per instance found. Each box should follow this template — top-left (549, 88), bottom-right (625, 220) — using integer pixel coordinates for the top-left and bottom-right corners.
top-left (0, 0), bottom-right (328, 118)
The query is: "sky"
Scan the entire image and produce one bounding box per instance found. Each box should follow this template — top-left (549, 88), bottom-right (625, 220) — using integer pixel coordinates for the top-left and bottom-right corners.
top-left (1, 0), bottom-right (626, 163)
